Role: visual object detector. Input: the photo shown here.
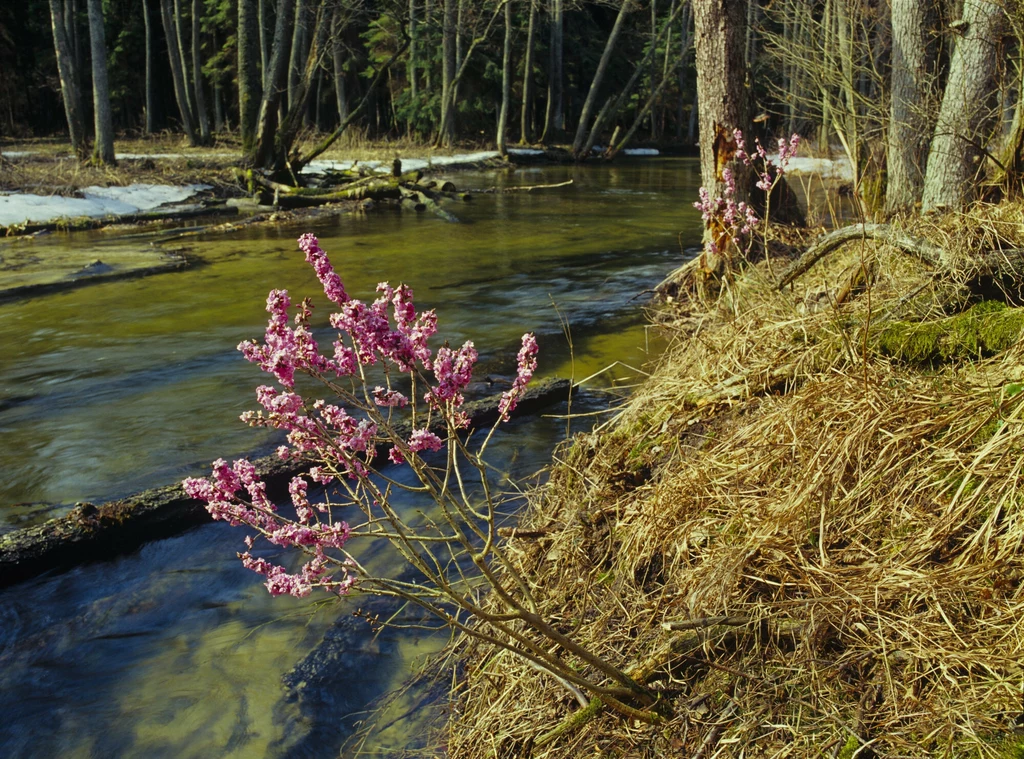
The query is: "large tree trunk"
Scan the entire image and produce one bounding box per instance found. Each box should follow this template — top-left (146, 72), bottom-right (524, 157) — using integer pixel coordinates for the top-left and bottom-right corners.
top-left (159, 0), bottom-right (198, 144)
top-left (496, 0), bottom-right (513, 156)
top-left (238, 0), bottom-right (262, 150)
top-left (885, 0), bottom-right (938, 215)
top-left (542, 0), bottom-right (564, 142)
top-left (571, 0), bottom-right (632, 158)
top-left (191, 0), bottom-right (211, 144)
top-left (693, 0), bottom-right (751, 272)
top-left (48, 0), bottom-right (87, 158)
top-left (439, 0), bottom-right (457, 145)
top-left (921, 0), bottom-right (1007, 213)
top-left (519, 0), bottom-right (537, 143)
top-left (143, 0), bottom-right (155, 134)
top-left (86, 0), bottom-right (115, 164)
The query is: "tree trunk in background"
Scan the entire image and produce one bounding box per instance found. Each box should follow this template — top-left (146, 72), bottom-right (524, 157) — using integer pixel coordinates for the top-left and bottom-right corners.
top-left (519, 0), bottom-right (536, 143)
top-left (275, 5), bottom-right (331, 165)
top-left (693, 0), bottom-right (750, 272)
top-left (287, 0), bottom-right (308, 113)
top-left (172, 0), bottom-right (197, 125)
top-left (143, 0), bottom-right (155, 133)
top-left (885, 0), bottom-right (937, 214)
top-left (497, 0), bottom-right (513, 156)
top-left (408, 0), bottom-right (418, 101)
top-left (48, 0), bottom-right (87, 157)
top-left (86, 0), bottom-right (115, 163)
top-left (249, 0), bottom-right (296, 168)
top-left (333, 8), bottom-right (349, 123)
top-left (258, 0), bottom-right (269, 81)
top-left (160, 0), bottom-right (198, 144)
top-left (191, 0), bottom-right (211, 143)
top-left (571, 0), bottom-right (632, 158)
top-left (921, 0), bottom-right (1005, 213)
top-left (439, 0), bottom-right (457, 145)
top-left (239, 0), bottom-right (262, 150)
top-left (542, 0), bottom-right (564, 141)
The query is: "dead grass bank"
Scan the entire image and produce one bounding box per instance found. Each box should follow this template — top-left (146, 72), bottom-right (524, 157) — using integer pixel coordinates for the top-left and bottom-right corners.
top-left (447, 206), bottom-right (1024, 758)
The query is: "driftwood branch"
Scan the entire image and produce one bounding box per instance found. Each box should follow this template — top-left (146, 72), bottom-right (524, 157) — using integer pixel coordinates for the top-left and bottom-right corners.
top-left (777, 223), bottom-right (943, 289)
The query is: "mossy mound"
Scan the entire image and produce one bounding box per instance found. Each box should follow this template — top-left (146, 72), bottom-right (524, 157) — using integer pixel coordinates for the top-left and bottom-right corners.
top-left (877, 300), bottom-right (1024, 364)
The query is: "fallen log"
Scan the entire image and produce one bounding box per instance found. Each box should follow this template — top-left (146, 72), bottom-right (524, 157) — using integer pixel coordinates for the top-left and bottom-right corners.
top-left (0, 378), bottom-right (571, 588)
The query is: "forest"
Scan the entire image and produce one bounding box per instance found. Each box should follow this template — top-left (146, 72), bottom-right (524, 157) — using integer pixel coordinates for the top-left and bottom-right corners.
top-left (2, 0), bottom-right (1021, 215)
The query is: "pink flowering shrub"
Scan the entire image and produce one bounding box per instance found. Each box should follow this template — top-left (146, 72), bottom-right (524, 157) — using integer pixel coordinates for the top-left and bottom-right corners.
top-left (182, 234), bottom-right (664, 720)
top-left (693, 130), bottom-right (800, 259)
top-left (183, 233), bottom-right (538, 599)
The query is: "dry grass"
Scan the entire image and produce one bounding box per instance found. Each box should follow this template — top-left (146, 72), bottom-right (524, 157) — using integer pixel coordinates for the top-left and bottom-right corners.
top-left (447, 209), bottom-right (1024, 758)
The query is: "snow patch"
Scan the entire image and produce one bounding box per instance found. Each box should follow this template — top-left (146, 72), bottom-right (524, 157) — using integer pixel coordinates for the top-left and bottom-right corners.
top-left (774, 155), bottom-right (854, 182)
top-left (1, 150), bottom-right (37, 158)
top-left (623, 148), bottom-right (660, 156)
top-left (0, 183), bottom-right (211, 226)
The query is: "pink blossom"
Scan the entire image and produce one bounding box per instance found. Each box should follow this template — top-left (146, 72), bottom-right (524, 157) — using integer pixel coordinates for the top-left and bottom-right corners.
top-left (298, 233), bottom-right (349, 306)
top-left (373, 386), bottom-right (409, 407)
top-left (498, 333), bottom-right (538, 421)
top-left (408, 429), bottom-right (444, 453)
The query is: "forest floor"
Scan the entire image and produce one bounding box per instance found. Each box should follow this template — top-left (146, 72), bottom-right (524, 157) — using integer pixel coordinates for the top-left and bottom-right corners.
top-left (445, 204), bottom-right (1024, 758)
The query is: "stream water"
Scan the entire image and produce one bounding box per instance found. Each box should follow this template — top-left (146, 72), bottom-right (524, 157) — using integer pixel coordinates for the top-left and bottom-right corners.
top-left (0, 159), bottom-right (703, 757)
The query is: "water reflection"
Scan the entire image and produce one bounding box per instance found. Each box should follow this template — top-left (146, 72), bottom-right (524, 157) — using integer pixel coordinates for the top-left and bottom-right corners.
top-left (0, 158), bottom-right (702, 757)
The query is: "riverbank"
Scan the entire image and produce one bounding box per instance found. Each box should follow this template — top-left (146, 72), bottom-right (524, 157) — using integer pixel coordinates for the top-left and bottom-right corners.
top-left (447, 207), bottom-right (1024, 757)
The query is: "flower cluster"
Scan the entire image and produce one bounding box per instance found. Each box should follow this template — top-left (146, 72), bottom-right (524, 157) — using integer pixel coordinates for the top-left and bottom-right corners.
top-left (183, 234), bottom-right (539, 598)
top-left (693, 129), bottom-right (801, 257)
top-left (498, 332), bottom-right (539, 421)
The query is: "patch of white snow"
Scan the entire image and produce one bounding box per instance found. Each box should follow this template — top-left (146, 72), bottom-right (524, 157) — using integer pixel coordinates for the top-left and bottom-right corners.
top-left (0, 183), bottom-right (212, 226)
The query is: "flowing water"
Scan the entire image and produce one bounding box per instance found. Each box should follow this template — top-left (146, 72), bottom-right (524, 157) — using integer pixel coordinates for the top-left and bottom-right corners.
top-left (0, 158), bottom-right (703, 757)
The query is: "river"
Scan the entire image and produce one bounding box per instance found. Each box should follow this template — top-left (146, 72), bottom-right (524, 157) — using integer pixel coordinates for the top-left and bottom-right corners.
top-left (0, 158), bottom-right (703, 757)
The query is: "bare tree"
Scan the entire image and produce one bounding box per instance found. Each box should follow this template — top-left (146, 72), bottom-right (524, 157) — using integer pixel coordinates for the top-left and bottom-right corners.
top-left (885, 0), bottom-right (938, 215)
top-left (48, 0), bottom-right (87, 157)
top-left (542, 0), bottom-right (564, 142)
top-left (143, 0), bottom-right (156, 134)
top-left (191, 0), bottom-right (211, 143)
top-left (439, 0), bottom-right (457, 145)
top-left (497, 0), bottom-right (514, 156)
top-left (922, 0), bottom-right (1008, 213)
top-left (160, 0), bottom-right (198, 144)
top-left (571, 0), bottom-right (633, 158)
top-left (86, 0), bottom-right (114, 163)
top-left (239, 0), bottom-right (263, 150)
top-left (520, 0), bottom-right (538, 143)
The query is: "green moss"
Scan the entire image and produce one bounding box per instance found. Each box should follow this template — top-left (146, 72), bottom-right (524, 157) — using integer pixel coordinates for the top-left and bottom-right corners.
top-left (837, 735), bottom-right (860, 759)
top-left (876, 301), bottom-right (1024, 365)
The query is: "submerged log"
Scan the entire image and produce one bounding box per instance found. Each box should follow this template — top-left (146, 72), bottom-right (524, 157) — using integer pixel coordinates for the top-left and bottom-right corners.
top-left (0, 378), bottom-right (571, 588)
